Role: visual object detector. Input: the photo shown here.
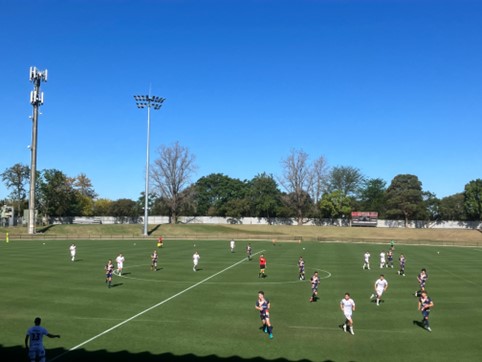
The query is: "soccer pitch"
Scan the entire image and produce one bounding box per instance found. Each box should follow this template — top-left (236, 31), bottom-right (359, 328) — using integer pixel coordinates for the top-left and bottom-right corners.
top-left (1, 238), bottom-right (481, 362)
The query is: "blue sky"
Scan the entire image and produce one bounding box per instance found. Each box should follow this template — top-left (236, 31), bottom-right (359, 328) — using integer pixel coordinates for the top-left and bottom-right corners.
top-left (1, 0), bottom-right (481, 201)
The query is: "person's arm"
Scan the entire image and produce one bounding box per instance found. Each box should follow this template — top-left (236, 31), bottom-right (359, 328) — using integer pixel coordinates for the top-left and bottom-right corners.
top-left (46, 333), bottom-right (60, 338)
top-left (25, 334), bottom-right (30, 349)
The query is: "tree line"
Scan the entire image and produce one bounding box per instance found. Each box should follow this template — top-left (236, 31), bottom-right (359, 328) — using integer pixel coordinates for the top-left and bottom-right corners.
top-left (2, 144), bottom-right (482, 225)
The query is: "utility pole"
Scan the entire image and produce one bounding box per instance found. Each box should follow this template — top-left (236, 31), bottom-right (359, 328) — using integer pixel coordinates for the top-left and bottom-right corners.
top-left (28, 67), bottom-right (48, 235)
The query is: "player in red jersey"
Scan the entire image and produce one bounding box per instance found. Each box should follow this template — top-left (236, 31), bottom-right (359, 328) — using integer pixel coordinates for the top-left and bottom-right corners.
top-left (259, 255), bottom-right (267, 278)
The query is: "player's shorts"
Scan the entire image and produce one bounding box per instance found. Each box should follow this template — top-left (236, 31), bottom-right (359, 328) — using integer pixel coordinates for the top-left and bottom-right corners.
top-left (29, 346), bottom-right (46, 362)
top-left (376, 288), bottom-right (384, 296)
top-left (117, 263), bottom-right (123, 269)
top-left (260, 264), bottom-right (266, 269)
top-left (344, 312), bottom-right (353, 320)
top-left (422, 309), bottom-right (430, 318)
top-left (106, 272), bottom-right (113, 278)
top-left (260, 311), bottom-right (270, 320)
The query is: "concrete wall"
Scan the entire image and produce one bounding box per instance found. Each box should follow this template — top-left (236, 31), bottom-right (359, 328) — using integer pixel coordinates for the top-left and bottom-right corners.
top-left (71, 215), bottom-right (480, 229)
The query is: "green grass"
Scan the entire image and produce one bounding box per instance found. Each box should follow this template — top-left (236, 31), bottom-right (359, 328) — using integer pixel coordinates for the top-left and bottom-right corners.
top-left (1, 238), bottom-right (481, 362)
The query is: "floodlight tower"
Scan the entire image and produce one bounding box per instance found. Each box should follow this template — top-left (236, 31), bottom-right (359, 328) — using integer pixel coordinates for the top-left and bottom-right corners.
top-left (28, 66), bottom-right (48, 235)
top-left (133, 95), bottom-right (165, 236)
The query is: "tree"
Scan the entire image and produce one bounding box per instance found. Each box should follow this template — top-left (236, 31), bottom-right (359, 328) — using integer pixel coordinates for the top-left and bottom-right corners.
top-left (310, 156), bottom-right (329, 204)
top-left (358, 178), bottom-right (387, 215)
top-left (278, 149), bottom-right (319, 225)
top-left (421, 191), bottom-right (440, 221)
top-left (439, 193), bottom-right (466, 221)
top-left (319, 190), bottom-right (352, 220)
top-left (93, 198), bottom-right (113, 216)
top-left (109, 198), bottom-right (140, 222)
top-left (38, 169), bottom-right (77, 219)
top-left (326, 166), bottom-right (364, 197)
top-left (385, 174), bottom-right (424, 226)
top-left (464, 179), bottom-right (482, 221)
top-left (247, 173), bottom-right (283, 220)
top-left (150, 141), bottom-right (196, 223)
top-left (73, 173), bottom-right (97, 199)
top-left (193, 173), bottom-right (248, 217)
top-left (1, 163), bottom-right (30, 218)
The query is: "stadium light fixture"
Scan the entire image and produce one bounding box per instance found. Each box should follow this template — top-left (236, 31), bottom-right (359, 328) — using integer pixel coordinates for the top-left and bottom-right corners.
top-left (133, 94), bottom-right (165, 237)
top-left (28, 66), bottom-right (48, 235)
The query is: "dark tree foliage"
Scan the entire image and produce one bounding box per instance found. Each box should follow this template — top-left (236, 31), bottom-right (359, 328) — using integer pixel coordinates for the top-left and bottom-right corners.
top-left (193, 173), bottom-right (249, 217)
top-left (464, 179), bottom-right (482, 221)
top-left (246, 173), bottom-right (283, 219)
top-left (385, 174), bottom-right (424, 226)
top-left (357, 178), bottom-right (387, 216)
top-left (109, 199), bottom-right (140, 220)
top-left (38, 169), bottom-right (78, 217)
top-left (439, 193), bottom-right (466, 221)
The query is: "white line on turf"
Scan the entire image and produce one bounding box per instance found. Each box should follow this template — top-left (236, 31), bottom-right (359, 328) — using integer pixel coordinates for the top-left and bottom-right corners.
top-left (50, 250), bottom-right (265, 361)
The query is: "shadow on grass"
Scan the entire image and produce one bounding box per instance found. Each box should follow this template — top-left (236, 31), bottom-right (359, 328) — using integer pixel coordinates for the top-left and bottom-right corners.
top-left (0, 345), bottom-right (340, 362)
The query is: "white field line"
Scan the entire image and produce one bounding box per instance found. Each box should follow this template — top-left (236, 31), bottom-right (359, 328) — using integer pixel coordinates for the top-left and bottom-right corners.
top-left (51, 250), bottom-right (265, 361)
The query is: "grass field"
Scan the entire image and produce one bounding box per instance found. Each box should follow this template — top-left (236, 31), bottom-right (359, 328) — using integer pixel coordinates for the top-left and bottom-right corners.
top-left (1, 237), bottom-right (481, 362)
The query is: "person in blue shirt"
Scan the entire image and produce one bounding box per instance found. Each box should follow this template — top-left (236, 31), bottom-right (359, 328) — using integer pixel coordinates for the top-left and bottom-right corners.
top-left (25, 317), bottom-right (60, 362)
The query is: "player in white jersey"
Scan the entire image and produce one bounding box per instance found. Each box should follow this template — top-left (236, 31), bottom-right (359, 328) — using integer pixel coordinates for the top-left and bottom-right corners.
top-left (116, 253), bottom-right (125, 276)
top-left (25, 317), bottom-right (60, 362)
top-left (363, 251), bottom-right (371, 270)
top-left (340, 293), bottom-right (356, 335)
top-left (69, 243), bottom-right (76, 262)
top-left (193, 251), bottom-right (200, 271)
top-left (371, 274), bottom-right (388, 306)
top-left (230, 239), bottom-right (235, 253)
top-left (379, 251), bottom-right (386, 268)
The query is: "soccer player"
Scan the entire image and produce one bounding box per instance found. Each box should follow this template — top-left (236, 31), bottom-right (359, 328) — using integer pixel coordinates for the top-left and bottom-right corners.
top-left (298, 256), bottom-right (305, 280)
top-left (418, 291), bottom-right (434, 332)
top-left (105, 259), bottom-right (114, 288)
top-left (116, 253), bottom-right (125, 276)
top-left (340, 293), bottom-right (356, 335)
top-left (259, 254), bottom-right (267, 278)
top-left (246, 243), bottom-right (252, 261)
top-left (193, 251), bottom-right (200, 272)
top-left (230, 239), bottom-right (235, 253)
top-left (363, 251), bottom-right (371, 270)
top-left (415, 268), bottom-right (428, 297)
top-left (371, 274), bottom-right (388, 306)
top-left (398, 254), bottom-right (406, 276)
top-left (69, 243), bottom-right (76, 262)
top-left (309, 271), bottom-right (320, 302)
top-left (390, 239), bottom-right (395, 251)
top-left (255, 291), bottom-right (273, 339)
top-left (25, 317), bottom-right (60, 362)
top-left (379, 251), bottom-right (386, 269)
top-left (387, 249), bottom-right (394, 268)
top-left (151, 250), bottom-right (158, 271)
top-left (157, 236), bottom-right (163, 248)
